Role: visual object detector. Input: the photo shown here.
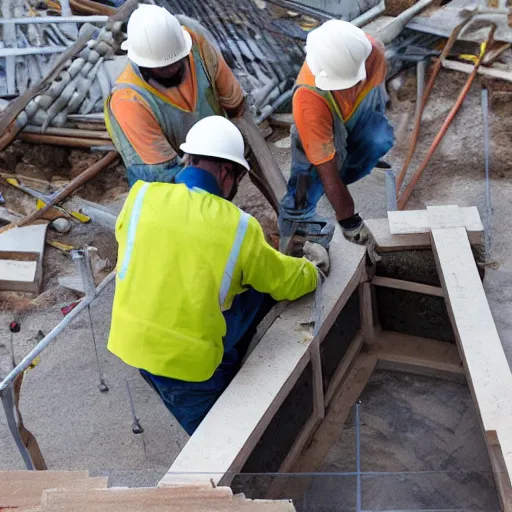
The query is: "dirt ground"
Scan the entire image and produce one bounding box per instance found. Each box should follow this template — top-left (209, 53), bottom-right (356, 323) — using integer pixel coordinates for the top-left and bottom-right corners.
top-left (300, 370), bottom-right (499, 511)
top-left (1, 62), bottom-right (512, 493)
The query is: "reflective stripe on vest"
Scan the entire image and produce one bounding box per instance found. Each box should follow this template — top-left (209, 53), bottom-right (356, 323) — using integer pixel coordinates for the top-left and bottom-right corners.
top-left (219, 211), bottom-right (250, 308)
top-left (118, 183), bottom-right (150, 280)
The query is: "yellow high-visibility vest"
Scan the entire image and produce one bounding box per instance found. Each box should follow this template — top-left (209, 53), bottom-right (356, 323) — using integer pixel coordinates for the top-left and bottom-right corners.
top-left (107, 180), bottom-right (317, 382)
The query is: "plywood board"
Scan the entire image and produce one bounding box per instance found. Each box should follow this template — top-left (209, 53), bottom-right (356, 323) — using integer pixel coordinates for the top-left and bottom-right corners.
top-left (160, 229), bottom-right (366, 487)
top-left (40, 487), bottom-right (296, 511)
top-left (365, 218), bottom-right (483, 252)
top-left (0, 470), bottom-right (89, 509)
top-left (388, 206), bottom-right (482, 235)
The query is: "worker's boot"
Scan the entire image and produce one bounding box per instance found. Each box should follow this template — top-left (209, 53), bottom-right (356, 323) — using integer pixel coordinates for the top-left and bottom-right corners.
top-left (279, 173), bottom-right (335, 252)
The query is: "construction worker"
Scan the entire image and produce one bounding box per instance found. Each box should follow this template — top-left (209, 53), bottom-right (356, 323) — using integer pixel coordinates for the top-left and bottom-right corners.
top-left (107, 116), bottom-right (328, 435)
top-left (279, 20), bottom-right (394, 253)
top-left (105, 5), bottom-right (246, 186)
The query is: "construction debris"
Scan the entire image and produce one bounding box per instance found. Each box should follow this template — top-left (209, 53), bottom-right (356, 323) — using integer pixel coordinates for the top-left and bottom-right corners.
top-left (0, 223), bottom-right (48, 293)
top-left (0, 471), bottom-right (296, 511)
top-left (2, 2), bottom-right (512, 510)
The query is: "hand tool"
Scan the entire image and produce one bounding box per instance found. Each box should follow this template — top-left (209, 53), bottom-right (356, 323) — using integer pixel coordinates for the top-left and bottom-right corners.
top-left (5, 178), bottom-right (90, 222)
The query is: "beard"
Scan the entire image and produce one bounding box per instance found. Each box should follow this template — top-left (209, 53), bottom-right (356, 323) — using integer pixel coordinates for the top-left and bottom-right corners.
top-left (140, 61), bottom-right (186, 88)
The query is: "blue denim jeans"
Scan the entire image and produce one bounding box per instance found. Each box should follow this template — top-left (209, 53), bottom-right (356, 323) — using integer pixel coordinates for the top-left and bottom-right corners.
top-left (280, 86), bottom-right (395, 222)
top-left (140, 289), bottom-right (276, 435)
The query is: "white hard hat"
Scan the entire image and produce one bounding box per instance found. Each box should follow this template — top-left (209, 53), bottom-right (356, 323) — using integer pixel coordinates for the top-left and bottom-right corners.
top-left (180, 116), bottom-right (250, 171)
top-left (305, 20), bottom-right (372, 91)
top-left (121, 5), bottom-right (193, 68)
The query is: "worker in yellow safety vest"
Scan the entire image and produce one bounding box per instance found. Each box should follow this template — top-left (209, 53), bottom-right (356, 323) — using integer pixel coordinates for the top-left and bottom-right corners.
top-left (105, 4), bottom-right (246, 186)
top-left (107, 116), bottom-right (329, 435)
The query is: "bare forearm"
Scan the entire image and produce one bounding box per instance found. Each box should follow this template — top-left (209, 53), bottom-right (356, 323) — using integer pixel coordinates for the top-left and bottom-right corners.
top-left (317, 159), bottom-right (355, 221)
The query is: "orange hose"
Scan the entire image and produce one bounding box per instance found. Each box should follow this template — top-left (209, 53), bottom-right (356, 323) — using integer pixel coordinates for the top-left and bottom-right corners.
top-left (394, 16), bottom-right (479, 195)
top-left (397, 25), bottom-right (496, 210)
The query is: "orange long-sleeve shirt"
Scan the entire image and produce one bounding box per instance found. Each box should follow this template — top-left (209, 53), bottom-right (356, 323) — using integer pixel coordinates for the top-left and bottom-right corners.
top-left (293, 36), bottom-right (386, 166)
top-left (110, 29), bottom-right (244, 165)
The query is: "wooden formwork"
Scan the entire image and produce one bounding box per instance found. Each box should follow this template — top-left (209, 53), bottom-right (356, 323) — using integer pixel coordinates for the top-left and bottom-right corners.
top-left (160, 206), bottom-right (512, 512)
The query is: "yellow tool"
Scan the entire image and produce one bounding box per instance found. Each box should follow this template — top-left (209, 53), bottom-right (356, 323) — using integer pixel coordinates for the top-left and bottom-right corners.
top-left (46, 240), bottom-right (76, 252)
top-left (5, 178), bottom-right (90, 223)
top-left (35, 199), bottom-right (90, 223)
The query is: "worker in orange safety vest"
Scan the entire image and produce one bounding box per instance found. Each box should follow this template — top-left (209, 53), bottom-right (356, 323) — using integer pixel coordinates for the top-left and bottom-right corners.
top-left (105, 5), bottom-right (246, 187)
top-left (279, 20), bottom-right (394, 258)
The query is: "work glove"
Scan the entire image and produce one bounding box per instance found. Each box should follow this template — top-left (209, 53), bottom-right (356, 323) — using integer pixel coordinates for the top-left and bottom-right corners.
top-left (303, 241), bottom-right (330, 277)
top-left (339, 213), bottom-right (381, 265)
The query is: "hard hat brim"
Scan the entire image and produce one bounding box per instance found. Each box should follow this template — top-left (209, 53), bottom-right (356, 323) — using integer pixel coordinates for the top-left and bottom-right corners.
top-left (180, 143), bottom-right (250, 171)
top-left (314, 60), bottom-right (368, 91)
top-left (121, 28), bottom-right (193, 69)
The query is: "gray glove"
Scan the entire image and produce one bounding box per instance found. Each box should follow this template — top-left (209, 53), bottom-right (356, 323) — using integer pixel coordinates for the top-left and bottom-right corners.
top-left (303, 241), bottom-right (330, 276)
top-left (339, 214), bottom-right (381, 265)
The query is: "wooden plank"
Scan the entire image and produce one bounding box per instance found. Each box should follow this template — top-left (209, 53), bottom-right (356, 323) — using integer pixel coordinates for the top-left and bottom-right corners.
top-left (443, 58), bottom-right (512, 84)
top-left (0, 471), bottom-right (89, 509)
top-left (325, 332), bottom-right (364, 405)
top-left (371, 276), bottom-right (444, 298)
top-left (294, 353), bottom-right (377, 472)
top-left (12, 372), bottom-right (48, 470)
top-left (87, 477), bottom-right (109, 489)
top-left (368, 331), bottom-right (464, 375)
top-left (310, 340), bottom-right (325, 420)
top-left (430, 224), bottom-right (512, 509)
top-left (160, 230), bottom-right (366, 487)
top-left (490, 429), bottom-right (512, 512)
top-left (0, 224), bottom-right (48, 293)
top-left (359, 281), bottom-right (377, 341)
top-left (275, 414), bottom-right (322, 474)
top-left (365, 217), bottom-right (483, 252)
top-left (388, 206), bottom-right (483, 235)
top-left (0, 251), bottom-right (39, 261)
top-left (40, 487), bottom-right (296, 511)
top-left (234, 110), bottom-right (287, 212)
top-left (271, 354), bottom-right (377, 500)
top-left (431, 226), bottom-right (512, 443)
top-left (426, 205), bottom-right (464, 229)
